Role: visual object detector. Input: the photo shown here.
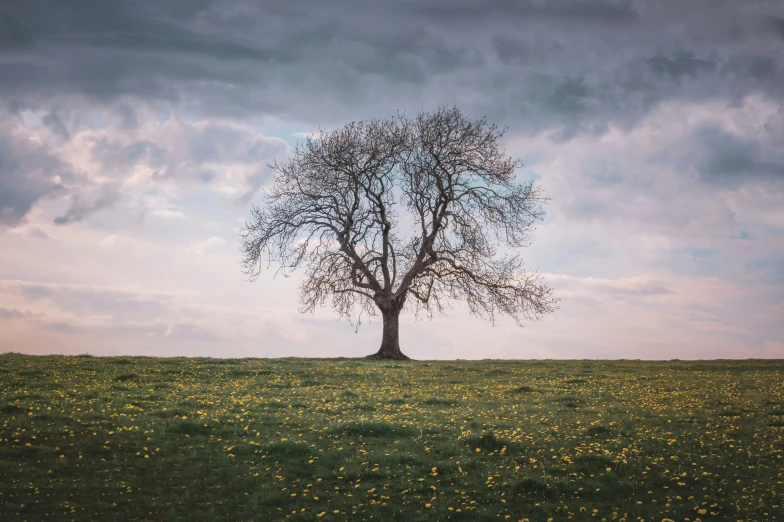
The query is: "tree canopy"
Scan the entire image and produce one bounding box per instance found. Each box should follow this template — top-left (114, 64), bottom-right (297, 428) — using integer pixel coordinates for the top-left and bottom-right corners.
top-left (241, 107), bottom-right (558, 359)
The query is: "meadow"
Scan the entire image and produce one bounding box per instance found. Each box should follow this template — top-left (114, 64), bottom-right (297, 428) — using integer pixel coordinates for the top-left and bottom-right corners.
top-left (1, 354), bottom-right (783, 521)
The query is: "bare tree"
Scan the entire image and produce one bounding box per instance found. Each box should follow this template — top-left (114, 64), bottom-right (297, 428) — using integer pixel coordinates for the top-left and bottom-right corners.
top-left (240, 107), bottom-right (558, 359)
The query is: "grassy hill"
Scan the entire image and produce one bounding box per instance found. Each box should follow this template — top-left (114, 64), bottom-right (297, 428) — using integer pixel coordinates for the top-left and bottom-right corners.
top-left (1, 354), bottom-right (783, 521)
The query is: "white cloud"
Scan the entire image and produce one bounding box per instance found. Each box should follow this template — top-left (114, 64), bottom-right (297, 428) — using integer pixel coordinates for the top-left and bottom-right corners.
top-left (192, 236), bottom-right (226, 254)
top-left (151, 209), bottom-right (186, 219)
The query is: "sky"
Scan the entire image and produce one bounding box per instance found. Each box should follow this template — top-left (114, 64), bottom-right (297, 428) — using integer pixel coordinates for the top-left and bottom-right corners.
top-left (1, 0), bottom-right (783, 360)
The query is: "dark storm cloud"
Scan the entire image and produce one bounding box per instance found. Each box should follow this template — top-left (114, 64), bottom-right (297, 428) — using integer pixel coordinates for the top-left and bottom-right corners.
top-left (696, 126), bottom-right (784, 186)
top-left (407, 0), bottom-right (640, 26)
top-left (0, 129), bottom-right (64, 228)
top-left (1, 0), bottom-right (783, 236)
top-left (723, 55), bottom-right (777, 81)
top-left (646, 52), bottom-right (716, 78)
top-left (1, 0), bottom-right (781, 131)
top-left (41, 110), bottom-right (71, 140)
top-left (768, 15), bottom-right (784, 40)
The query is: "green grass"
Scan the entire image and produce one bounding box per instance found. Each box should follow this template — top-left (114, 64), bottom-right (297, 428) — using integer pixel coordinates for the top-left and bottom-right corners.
top-left (1, 355), bottom-right (783, 521)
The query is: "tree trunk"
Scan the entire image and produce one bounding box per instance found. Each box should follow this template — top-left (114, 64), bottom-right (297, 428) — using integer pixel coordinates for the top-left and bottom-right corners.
top-left (366, 308), bottom-right (410, 360)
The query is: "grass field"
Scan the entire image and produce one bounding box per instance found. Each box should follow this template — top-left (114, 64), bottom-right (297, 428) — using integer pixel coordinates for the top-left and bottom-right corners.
top-left (1, 355), bottom-right (783, 521)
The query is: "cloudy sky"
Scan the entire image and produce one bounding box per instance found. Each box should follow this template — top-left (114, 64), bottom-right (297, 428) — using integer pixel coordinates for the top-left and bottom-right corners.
top-left (1, 0), bottom-right (783, 359)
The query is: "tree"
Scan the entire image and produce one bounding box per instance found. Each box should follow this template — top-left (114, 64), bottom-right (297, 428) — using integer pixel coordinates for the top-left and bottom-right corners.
top-left (240, 107), bottom-right (558, 359)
